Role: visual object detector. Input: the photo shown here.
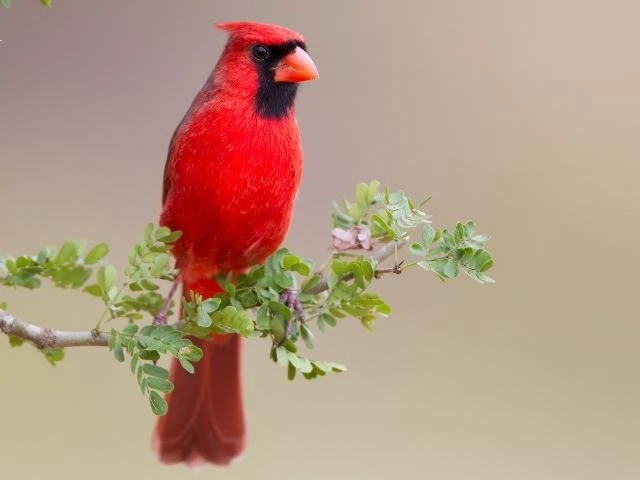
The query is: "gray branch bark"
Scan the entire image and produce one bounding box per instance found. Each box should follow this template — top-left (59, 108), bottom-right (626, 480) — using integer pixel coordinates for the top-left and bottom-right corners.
top-left (0, 309), bottom-right (109, 348)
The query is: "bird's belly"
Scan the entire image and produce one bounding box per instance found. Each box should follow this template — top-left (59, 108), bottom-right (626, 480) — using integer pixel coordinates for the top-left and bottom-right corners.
top-left (161, 180), bottom-right (296, 275)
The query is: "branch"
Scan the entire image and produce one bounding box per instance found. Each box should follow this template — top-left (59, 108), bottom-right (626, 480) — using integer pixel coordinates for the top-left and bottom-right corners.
top-left (0, 309), bottom-right (108, 348)
top-left (0, 239), bottom-right (407, 349)
top-left (305, 238), bottom-right (407, 295)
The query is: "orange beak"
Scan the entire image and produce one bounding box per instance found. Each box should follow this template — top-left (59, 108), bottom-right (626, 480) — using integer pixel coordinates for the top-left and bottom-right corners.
top-left (274, 47), bottom-right (319, 83)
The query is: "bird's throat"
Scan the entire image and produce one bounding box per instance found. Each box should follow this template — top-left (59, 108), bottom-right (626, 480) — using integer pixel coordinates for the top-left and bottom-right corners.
top-left (255, 80), bottom-right (299, 119)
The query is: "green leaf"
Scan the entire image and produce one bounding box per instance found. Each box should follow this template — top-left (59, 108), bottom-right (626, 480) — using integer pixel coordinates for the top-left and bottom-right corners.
top-left (429, 258), bottom-right (448, 277)
top-left (256, 303), bottom-right (270, 330)
top-left (178, 356), bottom-right (195, 374)
top-left (444, 259), bottom-right (459, 278)
top-left (43, 347), bottom-right (65, 366)
top-left (454, 222), bottom-right (466, 244)
top-left (472, 234), bottom-right (490, 242)
top-left (361, 316), bottom-right (375, 331)
top-left (112, 343), bottom-right (125, 362)
top-left (82, 283), bottom-right (102, 297)
top-left (153, 227), bottom-right (172, 241)
top-left (321, 313), bottom-right (337, 327)
top-left (150, 254), bottom-right (170, 277)
top-left (442, 230), bottom-right (455, 249)
top-left (367, 180), bottom-right (380, 202)
top-left (144, 223), bottom-right (155, 243)
top-left (422, 225), bottom-right (435, 246)
top-left (270, 313), bottom-right (286, 342)
top-left (283, 339), bottom-right (297, 353)
top-left (152, 326), bottom-right (182, 345)
top-left (288, 352), bottom-right (313, 373)
top-left (269, 301), bottom-right (292, 322)
top-left (54, 240), bottom-right (85, 265)
top-left (281, 254), bottom-right (301, 270)
top-left (361, 259), bottom-right (375, 282)
top-left (142, 364), bottom-right (169, 379)
top-left (139, 378), bottom-right (148, 395)
top-left (122, 323), bottom-right (139, 335)
top-left (329, 362), bottom-right (347, 373)
top-left (97, 265), bottom-right (116, 293)
top-left (285, 258), bottom-right (312, 275)
top-left (41, 0), bottom-right (52, 6)
top-left (3, 271), bottom-right (41, 289)
top-left (129, 354), bottom-right (139, 374)
top-left (146, 377), bottom-right (174, 393)
top-left (472, 250), bottom-right (494, 272)
top-left (300, 324), bottom-right (314, 349)
top-left (210, 306), bottom-right (254, 337)
top-left (196, 307), bottom-right (213, 328)
top-left (275, 346), bottom-right (289, 366)
top-left (2, 0), bottom-right (11, 9)
top-left (36, 247), bottom-right (53, 264)
top-left (459, 247), bottom-right (474, 266)
top-left (84, 243), bottom-right (109, 264)
top-left (272, 271), bottom-right (293, 289)
top-left (52, 265), bottom-right (91, 288)
top-left (287, 362), bottom-right (297, 381)
top-left (127, 246), bottom-right (138, 266)
top-left (149, 391), bottom-right (168, 416)
top-left (137, 279), bottom-right (157, 291)
top-left (355, 182), bottom-right (369, 207)
top-left (464, 221), bottom-right (476, 238)
top-left (8, 335), bottom-right (25, 347)
top-left (202, 297), bottom-right (221, 314)
top-left (139, 349), bottom-right (161, 362)
top-left (410, 242), bottom-right (426, 256)
top-left (179, 344), bottom-right (203, 362)
top-left (156, 230), bottom-right (182, 243)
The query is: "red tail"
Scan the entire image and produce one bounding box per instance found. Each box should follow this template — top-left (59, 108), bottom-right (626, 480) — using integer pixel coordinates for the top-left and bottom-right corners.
top-left (152, 279), bottom-right (245, 468)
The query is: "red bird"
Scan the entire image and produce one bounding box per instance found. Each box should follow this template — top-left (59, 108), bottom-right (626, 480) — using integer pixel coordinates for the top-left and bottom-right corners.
top-left (152, 21), bottom-right (318, 467)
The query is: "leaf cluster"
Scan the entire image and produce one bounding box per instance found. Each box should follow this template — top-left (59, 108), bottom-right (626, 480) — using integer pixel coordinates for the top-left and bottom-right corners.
top-left (108, 323), bottom-right (202, 415)
top-left (87, 224), bottom-right (180, 325)
top-left (332, 180), bottom-right (431, 242)
top-left (409, 221), bottom-right (495, 284)
top-left (179, 249), bottom-right (353, 380)
top-left (1, 181), bottom-right (496, 416)
top-left (0, 239), bottom-right (108, 290)
top-left (0, 240), bottom-right (108, 364)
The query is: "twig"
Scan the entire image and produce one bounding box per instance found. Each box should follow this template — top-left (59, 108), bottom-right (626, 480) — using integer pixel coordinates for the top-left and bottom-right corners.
top-left (0, 239), bottom-right (407, 349)
top-left (0, 309), bottom-right (109, 348)
top-left (305, 238), bottom-right (407, 295)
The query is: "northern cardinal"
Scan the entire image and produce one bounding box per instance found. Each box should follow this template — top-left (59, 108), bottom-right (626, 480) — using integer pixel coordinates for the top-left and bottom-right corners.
top-left (152, 22), bottom-right (318, 467)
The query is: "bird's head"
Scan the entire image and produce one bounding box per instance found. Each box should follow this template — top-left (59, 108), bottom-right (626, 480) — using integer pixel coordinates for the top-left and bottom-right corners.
top-left (213, 21), bottom-right (319, 118)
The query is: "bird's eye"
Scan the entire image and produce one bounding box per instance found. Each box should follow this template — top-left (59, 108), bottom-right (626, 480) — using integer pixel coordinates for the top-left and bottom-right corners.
top-left (251, 44), bottom-right (270, 61)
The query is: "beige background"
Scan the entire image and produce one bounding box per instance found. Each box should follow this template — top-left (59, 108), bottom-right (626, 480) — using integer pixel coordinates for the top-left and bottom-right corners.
top-left (1, 1), bottom-right (639, 479)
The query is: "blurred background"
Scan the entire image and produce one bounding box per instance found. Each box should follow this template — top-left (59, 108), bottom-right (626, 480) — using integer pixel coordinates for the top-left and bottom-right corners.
top-left (1, 1), bottom-right (639, 479)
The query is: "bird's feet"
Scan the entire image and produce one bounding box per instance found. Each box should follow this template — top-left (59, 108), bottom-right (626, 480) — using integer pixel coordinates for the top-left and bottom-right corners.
top-left (153, 311), bottom-right (168, 326)
top-left (280, 287), bottom-right (305, 341)
top-left (152, 274), bottom-right (181, 326)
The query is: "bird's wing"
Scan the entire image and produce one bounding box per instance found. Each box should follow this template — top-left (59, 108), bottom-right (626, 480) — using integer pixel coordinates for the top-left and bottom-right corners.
top-left (161, 125), bottom-right (181, 205)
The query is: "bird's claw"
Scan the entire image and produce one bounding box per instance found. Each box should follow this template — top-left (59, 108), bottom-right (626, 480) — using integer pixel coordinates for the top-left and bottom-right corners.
top-left (151, 274), bottom-right (181, 327)
top-left (153, 311), bottom-right (168, 326)
top-left (279, 287), bottom-right (305, 342)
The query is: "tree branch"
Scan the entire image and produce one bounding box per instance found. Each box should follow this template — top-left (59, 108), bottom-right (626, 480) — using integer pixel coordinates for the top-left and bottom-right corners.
top-left (305, 238), bottom-right (407, 295)
top-left (0, 239), bottom-right (407, 349)
top-left (0, 309), bottom-right (109, 348)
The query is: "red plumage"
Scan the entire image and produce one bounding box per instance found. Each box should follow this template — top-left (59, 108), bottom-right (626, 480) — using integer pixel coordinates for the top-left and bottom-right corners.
top-left (152, 21), bottom-right (318, 467)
